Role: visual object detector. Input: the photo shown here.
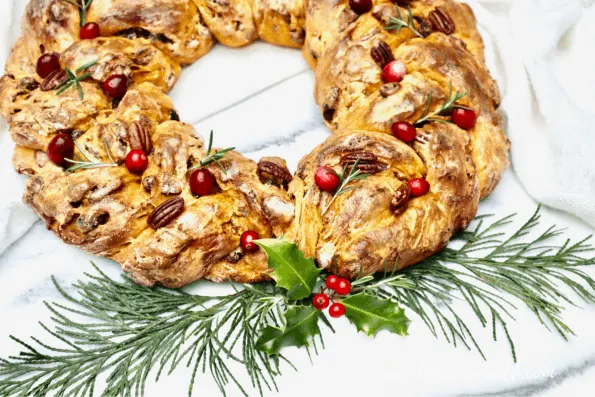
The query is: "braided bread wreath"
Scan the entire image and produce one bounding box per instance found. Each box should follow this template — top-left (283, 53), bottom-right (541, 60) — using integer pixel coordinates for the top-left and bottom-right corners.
top-left (0, 0), bottom-right (509, 288)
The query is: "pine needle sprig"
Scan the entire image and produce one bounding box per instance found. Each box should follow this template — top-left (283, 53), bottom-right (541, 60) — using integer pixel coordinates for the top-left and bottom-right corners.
top-left (380, 206), bottom-right (595, 362)
top-left (415, 81), bottom-right (470, 126)
top-left (0, 266), bottom-right (304, 397)
top-left (385, 6), bottom-right (423, 38)
top-left (64, 138), bottom-right (118, 173)
top-left (188, 131), bottom-right (235, 173)
top-left (62, 0), bottom-right (94, 27)
top-left (322, 158), bottom-right (370, 214)
top-left (55, 60), bottom-right (98, 100)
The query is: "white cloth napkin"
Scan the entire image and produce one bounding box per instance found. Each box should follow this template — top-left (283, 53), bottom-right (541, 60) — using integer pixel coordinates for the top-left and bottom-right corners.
top-left (0, 0), bottom-right (594, 256)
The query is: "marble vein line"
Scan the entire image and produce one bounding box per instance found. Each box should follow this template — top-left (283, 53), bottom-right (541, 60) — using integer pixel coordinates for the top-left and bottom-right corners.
top-left (242, 118), bottom-right (326, 154)
top-left (189, 67), bottom-right (311, 126)
top-left (456, 357), bottom-right (595, 397)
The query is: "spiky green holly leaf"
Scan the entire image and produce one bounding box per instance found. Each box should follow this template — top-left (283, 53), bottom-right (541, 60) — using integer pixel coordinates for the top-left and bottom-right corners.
top-left (255, 306), bottom-right (320, 355)
top-left (255, 239), bottom-right (321, 300)
top-left (342, 293), bottom-right (410, 337)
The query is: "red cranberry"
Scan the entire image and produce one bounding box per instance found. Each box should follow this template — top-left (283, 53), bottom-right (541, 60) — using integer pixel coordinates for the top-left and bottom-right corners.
top-left (326, 274), bottom-right (340, 291)
top-left (36, 53), bottom-right (60, 78)
top-left (452, 108), bottom-right (477, 130)
top-left (240, 230), bottom-right (260, 252)
top-left (391, 121), bottom-right (417, 143)
top-left (313, 293), bottom-right (330, 310)
top-left (408, 178), bottom-right (430, 197)
top-left (382, 60), bottom-right (407, 83)
top-left (329, 302), bottom-right (346, 318)
top-left (47, 133), bottom-right (74, 165)
top-left (315, 166), bottom-right (340, 192)
top-left (125, 150), bottom-right (148, 174)
top-left (349, 0), bottom-right (372, 14)
top-left (103, 74), bottom-right (128, 99)
top-left (189, 169), bottom-right (215, 196)
top-left (80, 22), bottom-right (100, 40)
top-left (335, 278), bottom-right (352, 295)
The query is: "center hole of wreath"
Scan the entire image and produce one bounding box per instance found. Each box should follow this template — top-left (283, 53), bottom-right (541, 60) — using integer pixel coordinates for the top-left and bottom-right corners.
top-left (168, 43), bottom-right (328, 170)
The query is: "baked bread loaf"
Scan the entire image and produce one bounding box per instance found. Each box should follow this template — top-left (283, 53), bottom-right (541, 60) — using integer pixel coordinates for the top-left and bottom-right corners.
top-left (0, 0), bottom-right (509, 287)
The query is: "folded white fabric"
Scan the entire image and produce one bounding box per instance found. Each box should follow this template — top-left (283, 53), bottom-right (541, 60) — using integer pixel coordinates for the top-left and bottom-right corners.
top-left (473, 0), bottom-right (595, 226)
top-left (0, 0), bottom-right (593, 258)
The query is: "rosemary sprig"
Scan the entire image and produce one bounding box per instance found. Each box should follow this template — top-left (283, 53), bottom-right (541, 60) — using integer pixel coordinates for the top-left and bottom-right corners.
top-left (385, 6), bottom-right (423, 38)
top-left (62, 0), bottom-right (94, 26)
top-left (65, 138), bottom-right (118, 173)
top-left (415, 81), bottom-right (470, 126)
top-left (56, 60), bottom-right (98, 100)
top-left (322, 158), bottom-right (370, 214)
top-left (188, 131), bottom-right (235, 173)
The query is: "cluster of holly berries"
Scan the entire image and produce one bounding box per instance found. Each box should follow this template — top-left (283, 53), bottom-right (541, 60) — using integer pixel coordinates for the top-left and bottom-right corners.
top-left (312, 275), bottom-right (352, 318)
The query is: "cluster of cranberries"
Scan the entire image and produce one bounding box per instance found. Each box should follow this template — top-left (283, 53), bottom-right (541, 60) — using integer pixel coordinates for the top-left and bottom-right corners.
top-left (312, 275), bottom-right (352, 318)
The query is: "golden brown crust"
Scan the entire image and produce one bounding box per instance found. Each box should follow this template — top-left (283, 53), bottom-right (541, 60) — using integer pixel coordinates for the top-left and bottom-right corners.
top-left (87, 0), bottom-right (215, 65)
top-left (3, 0), bottom-right (509, 287)
top-left (286, 126), bottom-right (479, 278)
top-left (193, 0), bottom-right (259, 47)
top-left (250, 0), bottom-right (306, 48)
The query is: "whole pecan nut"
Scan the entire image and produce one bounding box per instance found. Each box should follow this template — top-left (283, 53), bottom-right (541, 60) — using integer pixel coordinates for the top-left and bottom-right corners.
top-left (371, 41), bottom-right (394, 68)
top-left (258, 159), bottom-right (292, 184)
top-left (40, 69), bottom-right (67, 91)
top-left (429, 7), bottom-right (455, 35)
top-left (128, 121), bottom-right (152, 153)
top-left (391, 183), bottom-right (411, 216)
top-left (340, 151), bottom-right (388, 175)
top-left (148, 197), bottom-right (185, 229)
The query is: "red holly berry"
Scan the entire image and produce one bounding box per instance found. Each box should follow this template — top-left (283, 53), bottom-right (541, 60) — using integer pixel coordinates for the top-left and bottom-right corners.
top-left (189, 169), bottom-right (215, 196)
top-left (312, 293), bottom-right (330, 310)
top-left (125, 150), bottom-right (148, 174)
top-left (329, 302), bottom-right (346, 318)
top-left (349, 0), bottom-right (372, 14)
top-left (325, 274), bottom-right (340, 291)
top-left (391, 121), bottom-right (416, 143)
top-left (47, 133), bottom-right (74, 165)
top-left (36, 53), bottom-right (60, 78)
top-left (315, 166), bottom-right (340, 192)
top-left (408, 178), bottom-right (430, 197)
top-left (382, 60), bottom-right (407, 83)
top-left (335, 278), bottom-right (352, 295)
top-left (80, 22), bottom-right (100, 40)
top-left (451, 107), bottom-right (477, 130)
top-left (240, 230), bottom-right (260, 252)
top-left (103, 74), bottom-right (128, 99)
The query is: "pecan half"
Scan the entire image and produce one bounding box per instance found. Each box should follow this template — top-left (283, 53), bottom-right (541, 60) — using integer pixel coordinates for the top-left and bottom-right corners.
top-left (371, 41), bottom-right (394, 68)
top-left (40, 69), bottom-right (67, 91)
top-left (148, 197), bottom-right (184, 229)
top-left (391, 183), bottom-right (410, 216)
top-left (418, 19), bottom-right (434, 37)
top-left (429, 7), bottom-right (455, 35)
top-left (258, 158), bottom-right (292, 184)
top-left (340, 151), bottom-right (388, 175)
top-left (127, 121), bottom-right (152, 153)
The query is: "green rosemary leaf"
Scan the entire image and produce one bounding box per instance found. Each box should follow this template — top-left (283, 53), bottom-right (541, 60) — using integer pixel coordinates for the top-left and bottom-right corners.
top-left (342, 293), bottom-right (410, 337)
top-left (255, 306), bottom-right (321, 355)
top-left (323, 158), bottom-right (370, 214)
top-left (256, 239), bottom-right (321, 300)
top-left (384, 5), bottom-right (423, 38)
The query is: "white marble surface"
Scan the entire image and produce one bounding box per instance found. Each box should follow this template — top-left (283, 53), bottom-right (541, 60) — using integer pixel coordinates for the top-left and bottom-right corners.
top-left (2, 1), bottom-right (595, 396)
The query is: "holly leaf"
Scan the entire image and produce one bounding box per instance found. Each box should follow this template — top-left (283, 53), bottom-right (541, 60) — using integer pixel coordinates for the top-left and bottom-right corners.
top-left (255, 306), bottom-right (320, 355)
top-left (256, 239), bottom-right (321, 300)
top-left (342, 293), bottom-right (410, 337)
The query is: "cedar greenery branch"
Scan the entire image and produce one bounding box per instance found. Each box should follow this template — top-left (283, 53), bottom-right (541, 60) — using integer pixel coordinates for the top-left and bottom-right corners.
top-left (1, 207), bottom-right (595, 396)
